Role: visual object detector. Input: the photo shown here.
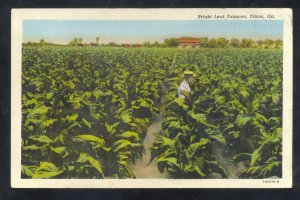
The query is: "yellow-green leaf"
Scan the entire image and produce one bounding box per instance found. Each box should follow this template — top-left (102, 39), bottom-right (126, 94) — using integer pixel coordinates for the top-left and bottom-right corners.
top-left (82, 118), bottom-right (92, 128)
top-left (66, 113), bottom-right (78, 122)
top-left (77, 153), bottom-right (104, 177)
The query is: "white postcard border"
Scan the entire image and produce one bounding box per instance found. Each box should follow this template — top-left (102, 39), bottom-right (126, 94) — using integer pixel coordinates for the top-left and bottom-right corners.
top-left (11, 8), bottom-right (293, 188)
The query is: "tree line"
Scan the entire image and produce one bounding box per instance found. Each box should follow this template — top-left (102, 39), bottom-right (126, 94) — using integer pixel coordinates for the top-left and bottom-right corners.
top-left (24, 37), bottom-right (283, 49)
top-left (164, 37), bottom-right (283, 48)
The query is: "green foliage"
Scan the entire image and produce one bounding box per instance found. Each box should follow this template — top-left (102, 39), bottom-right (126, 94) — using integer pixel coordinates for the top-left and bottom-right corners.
top-left (32, 162), bottom-right (64, 179)
top-left (22, 46), bottom-right (171, 178)
top-left (73, 134), bottom-right (105, 149)
top-left (22, 46), bottom-right (282, 179)
top-left (77, 153), bottom-right (104, 178)
top-left (152, 47), bottom-right (282, 179)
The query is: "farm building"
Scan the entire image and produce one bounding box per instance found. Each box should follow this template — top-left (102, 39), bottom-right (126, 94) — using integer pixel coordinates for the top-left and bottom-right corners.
top-left (178, 38), bottom-right (201, 48)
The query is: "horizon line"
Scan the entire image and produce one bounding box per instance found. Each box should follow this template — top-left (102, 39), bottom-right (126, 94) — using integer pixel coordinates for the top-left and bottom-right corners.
top-left (23, 36), bottom-right (283, 45)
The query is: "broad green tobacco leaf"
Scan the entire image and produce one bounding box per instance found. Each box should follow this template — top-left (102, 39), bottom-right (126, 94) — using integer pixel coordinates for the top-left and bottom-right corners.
top-left (205, 128), bottom-right (226, 144)
top-left (250, 147), bottom-right (262, 166)
top-left (215, 95), bottom-right (226, 104)
top-left (50, 146), bottom-right (69, 158)
top-left (24, 98), bottom-right (39, 107)
top-left (105, 122), bottom-right (120, 134)
top-left (40, 119), bottom-right (58, 129)
top-left (24, 118), bottom-right (43, 127)
top-left (90, 109), bottom-right (101, 120)
top-left (50, 146), bottom-right (65, 154)
top-left (132, 118), bottom-right (149, 126)
top-left (241, 166), bottom-right (261, 177)
top-left (66, 113), bottom-right (78, 122)
top-left (139, 99), bottom-right (150, 108)
top-left (156, 135), bottom-right (176, 147)
top-left (240, 90), bottom-right (249, 98)
top-left (172, 98), bottom-right (189, 110)
top-left (166, 120), bottom-right (181, 129)
top-left (28, 105), bottom-right (50, 118)
top-left (68, 122), bottom-right (82, 130)
top-left (254, 113), bottom-right (269, 124)
top-left (46, 92), bottom-right (54, 99)
top-left (186, 138), bottom-right (210, 160)
top-left (105, 123), bottom-right (114, 134)
top-left (163, 116), bottom-right (178, 124)
top-left (32, 162), bottom-right (63, 179)
top-left (259, 161), bottom-right (281, 177)
top-left (157, 156), bottom-right (179, 167)
top-left (117, 160), bottom-right (127, 167)
top-left (22, 165), bottom-right (38, 177)
top-left (269, 117), bottom-right (281, 124)
top-left (189, 112), bottom-right (217, 128)
top-left (28, 135), bottom-right (53, 144)
top-left (119, 131), bottom-right (140, 141)
top-left (93, 90), bottom-right (104, 99)
top-left (236, 116), bottom-right (252, 127)
top-left (77, 153), bottom-right (104, 177)
top-left (224, 123), bottom-right (235, 131)
top-left (113, 139), bottom-right (142, 152)
top-left (121, 113), bottom-right (132, 123)
top-left (229, 130), bottom-right (240, 139)
top-left (191, 164), bottom-right (206, 178)
top-left (66, 82), bottom-right (75, 89)
top-left (23, 145), bottom-right (41, 151)
top-left (73, 134), bottom-right (105, 147)
top-left (273, 128), bottom-right (282, 137)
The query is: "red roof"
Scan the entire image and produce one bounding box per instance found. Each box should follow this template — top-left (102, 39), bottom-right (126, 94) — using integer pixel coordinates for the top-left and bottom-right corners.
top-left (178, 38), bottom-right (200, 44)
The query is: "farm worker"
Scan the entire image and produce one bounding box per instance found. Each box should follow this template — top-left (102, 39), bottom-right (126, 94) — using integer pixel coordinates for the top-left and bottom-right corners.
top-left (178, 70), bottom-right (195, 99)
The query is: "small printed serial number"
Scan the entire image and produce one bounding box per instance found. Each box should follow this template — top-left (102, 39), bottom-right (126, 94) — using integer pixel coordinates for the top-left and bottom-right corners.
top-left (263, 180), bottom-right (280, 183)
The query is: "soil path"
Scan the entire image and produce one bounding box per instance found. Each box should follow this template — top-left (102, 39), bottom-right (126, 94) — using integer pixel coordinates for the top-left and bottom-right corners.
top-left (130, 116), bottom-right (165, 178)
top-left (130, 79), bottom-right (169, 178)
top-left (130, 50), bottom-right (179, 178)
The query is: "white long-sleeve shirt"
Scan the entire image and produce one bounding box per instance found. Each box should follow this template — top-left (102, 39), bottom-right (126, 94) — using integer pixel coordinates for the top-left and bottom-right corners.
top-left (178, 80), bottom-right (191, 99)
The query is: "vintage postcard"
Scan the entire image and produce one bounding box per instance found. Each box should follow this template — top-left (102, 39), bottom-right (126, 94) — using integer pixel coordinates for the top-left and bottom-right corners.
top-left (11, 8), bottom-right (293, 188)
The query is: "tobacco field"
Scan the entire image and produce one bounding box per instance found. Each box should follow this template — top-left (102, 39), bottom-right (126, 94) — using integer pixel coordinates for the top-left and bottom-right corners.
top-left (21, 46), bottom-right (282, 179)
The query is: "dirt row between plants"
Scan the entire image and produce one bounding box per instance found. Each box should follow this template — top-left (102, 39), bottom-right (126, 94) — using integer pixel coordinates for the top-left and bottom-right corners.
top-left (129, 51), bottom-right (180, 178)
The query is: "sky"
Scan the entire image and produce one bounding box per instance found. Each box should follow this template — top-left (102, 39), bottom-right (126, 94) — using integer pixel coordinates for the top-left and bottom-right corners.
top-left (23, 20), bottom-right (283, 44)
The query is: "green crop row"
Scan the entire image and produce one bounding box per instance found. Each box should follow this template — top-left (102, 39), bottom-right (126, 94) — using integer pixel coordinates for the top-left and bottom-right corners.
top-left (152, 48), bottom-right (282, 178)
top-left (21, 46), bottom-right (173, 178)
